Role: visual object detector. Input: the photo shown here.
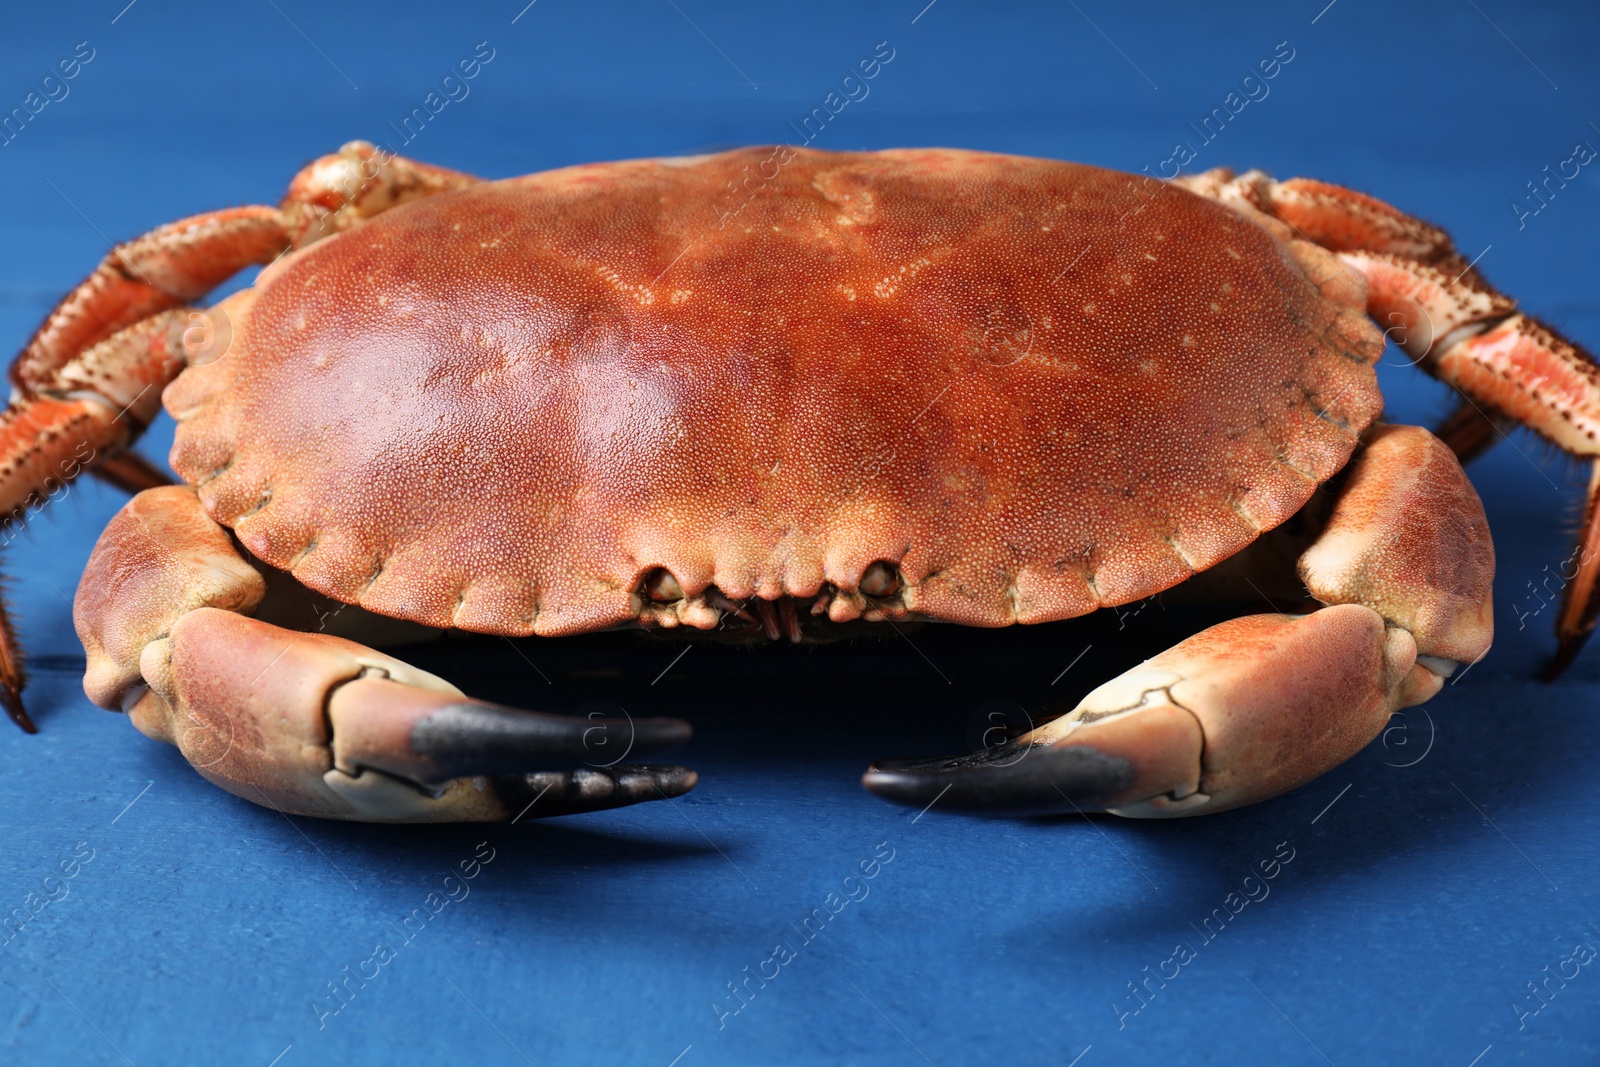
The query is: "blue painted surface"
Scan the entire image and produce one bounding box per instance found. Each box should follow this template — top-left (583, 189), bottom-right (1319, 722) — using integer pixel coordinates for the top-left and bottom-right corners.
top-left (1, 1), bottom-right (1598, 1063)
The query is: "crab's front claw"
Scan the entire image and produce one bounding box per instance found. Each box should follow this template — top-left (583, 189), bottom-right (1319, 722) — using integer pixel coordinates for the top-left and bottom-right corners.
top-left (75, 487), bottom-right (698, 822)
top-left (862, 697), bottom-right (1202, 816)
top-left (865, 606), bottom-right (1439, 818)
top-left (862, 741), bottom-right (1162, 816)
top-left (324, 672), bottom-right (696, 819)
top-left (129, 608), bottom-right (695, 822)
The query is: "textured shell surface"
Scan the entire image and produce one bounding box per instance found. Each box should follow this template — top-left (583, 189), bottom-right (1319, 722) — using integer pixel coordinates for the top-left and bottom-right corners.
top-left (164, 147), bottom-right (1385, 636)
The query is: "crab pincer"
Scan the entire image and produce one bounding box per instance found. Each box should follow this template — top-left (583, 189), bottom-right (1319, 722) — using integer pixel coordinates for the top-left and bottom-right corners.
top-left (865, 607), bottom-right (1432, 817)
top-left (123, 609), bottom-right (696, 822)
top-left (75, 488), bottom-right (695, 822)
top-left (122, 609), bottom-right (697, 822)
top-left (867, 426), bottom-right (1494, 818)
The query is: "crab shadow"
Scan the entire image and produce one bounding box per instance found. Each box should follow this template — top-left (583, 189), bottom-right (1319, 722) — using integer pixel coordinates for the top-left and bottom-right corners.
top-left (179, 605), bottom-right (1590, 954)
top-left (401, 603), bottom-right (1590, 881)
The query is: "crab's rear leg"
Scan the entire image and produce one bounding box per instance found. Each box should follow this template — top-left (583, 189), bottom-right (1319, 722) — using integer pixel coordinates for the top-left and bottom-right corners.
top-left (865, 425), bottom-right (1492, 817)
top-left (0, 142), bottom-right (476, 730)
top-left (1181, 168), bottom-right (1600, 675)
top-left (76, 486), bottom-right (696, 821)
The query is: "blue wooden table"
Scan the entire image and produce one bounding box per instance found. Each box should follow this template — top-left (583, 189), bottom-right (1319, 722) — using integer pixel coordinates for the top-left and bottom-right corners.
top-left (2, 1), bottom-right (1597, 1063)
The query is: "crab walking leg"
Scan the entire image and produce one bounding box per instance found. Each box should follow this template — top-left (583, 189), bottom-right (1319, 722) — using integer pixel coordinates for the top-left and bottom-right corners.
top-left (1181, 167), bottom-right (1600, 677)
top-left (16, 143), bottom-right (474, 385)
top-left (1426, 314), bottom-right (1600, 674)
top-left (864, 425), bottom-right (1493, 817)
top-left (89, 452), bottom-right (174, 493)
top-left (1178, 170), bottom-right (1600, 453)
top-left (8, 143), bottom-right (478, 497)
top-left (1432, 400), bottom-right (1514, 467)
top-left (13, 209), bottom-right (286, 390)
top-left (74, 486), bottom-right (696, 822)
top-left (1270, 181), bottom-right (1600, 675)
top-left (1548, 461), bottom-right (1600, 680)
top-left (0, 142), bottom-right (477, 731)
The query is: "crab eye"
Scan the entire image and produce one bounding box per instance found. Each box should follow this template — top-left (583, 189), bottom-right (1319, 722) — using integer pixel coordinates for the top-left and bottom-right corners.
top-left (642, 567), bottom-right (684, 602)
top-left (860, 561), bottom-right (901, 598)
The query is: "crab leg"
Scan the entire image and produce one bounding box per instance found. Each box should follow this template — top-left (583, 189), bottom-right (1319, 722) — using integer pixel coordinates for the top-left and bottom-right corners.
top-left (90, 452), bottom-right (175, 493)
top-left (138, 609), bottom-right (695, 821)
top-left (75, 486), bottom-right (695, 821)
top-left (1549, 461), bottom-right (1600, 680)
top-left (1, 142), bottom-right (476, 730)
top-left (1432, 400), bottom-right (1513, 466)
top-left (864, 425), bottom-right (1493, 817)
top-left (1180, 168), bottom-right (1600, 677)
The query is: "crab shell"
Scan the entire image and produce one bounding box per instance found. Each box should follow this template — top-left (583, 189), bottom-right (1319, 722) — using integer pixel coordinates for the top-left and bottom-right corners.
top-left (163, 147), bottom-right (1383, 641)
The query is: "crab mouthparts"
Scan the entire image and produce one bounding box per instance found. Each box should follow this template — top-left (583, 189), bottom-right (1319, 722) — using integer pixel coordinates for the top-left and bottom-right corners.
top-left (636, 566), bottom-right (907, 643)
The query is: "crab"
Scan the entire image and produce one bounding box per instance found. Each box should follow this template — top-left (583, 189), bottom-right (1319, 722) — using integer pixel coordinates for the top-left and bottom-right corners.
top-left (4, 142), bottom-right (1596, 823)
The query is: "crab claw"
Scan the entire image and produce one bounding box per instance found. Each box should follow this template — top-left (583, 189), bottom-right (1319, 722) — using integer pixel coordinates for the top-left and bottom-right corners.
top-left (73, 487), bottom-right (699, 822)
top-left (323, 672), bottom-right (696, 819)
top-left (862, 740), bottom-right (1144, 815)
top-left (0, 682), bottom-right (36, 734)
top-left (126, 608), bottom-right (695, 822)
top-left (865, 606), bottom-right (1438, 818)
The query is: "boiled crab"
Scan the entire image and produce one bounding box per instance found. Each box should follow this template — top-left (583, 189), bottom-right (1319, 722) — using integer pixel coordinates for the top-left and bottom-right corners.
top-left (4, 143), bottom-right (1596, 822)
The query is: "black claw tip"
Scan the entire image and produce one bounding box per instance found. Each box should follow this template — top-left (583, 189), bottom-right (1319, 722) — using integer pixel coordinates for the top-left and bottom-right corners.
top-left (863, 741), bottom-right (1134, 816)
top-left (2, 687), bottom-right (36, 734)
top-left (495, 764), bottom-right (698, 819)
top-left (412, 701), bottom-right (691, 779)
top-left (1542, 634), bottom-right (1591, 682)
